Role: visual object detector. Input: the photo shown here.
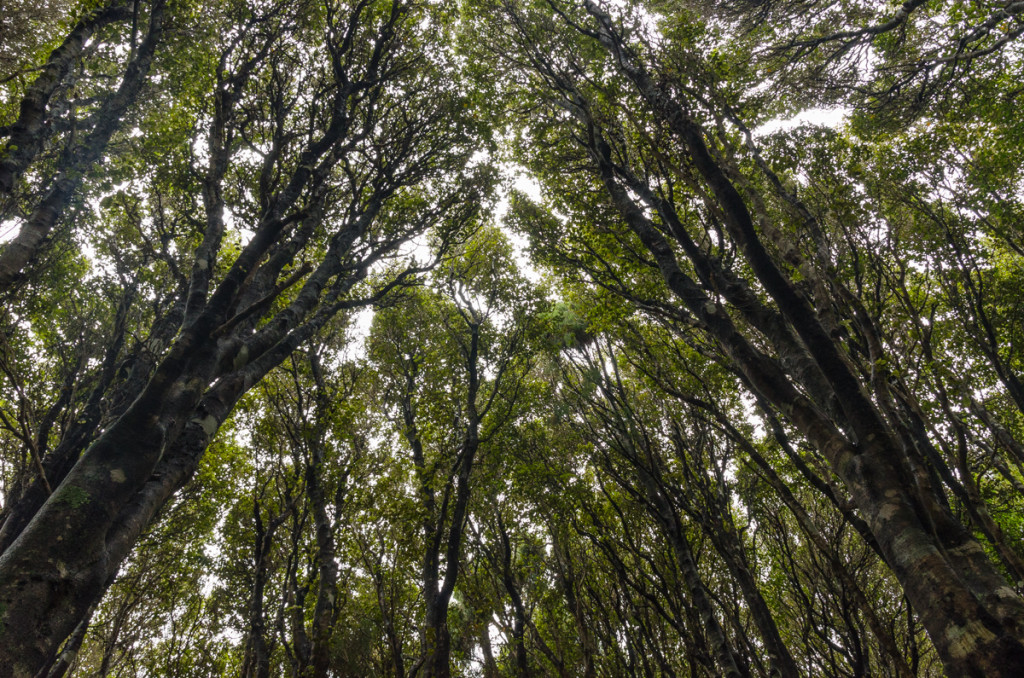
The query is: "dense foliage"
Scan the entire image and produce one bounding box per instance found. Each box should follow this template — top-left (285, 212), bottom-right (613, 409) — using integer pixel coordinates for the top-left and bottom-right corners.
top-left (1, 1), bottom-right (1023, 676)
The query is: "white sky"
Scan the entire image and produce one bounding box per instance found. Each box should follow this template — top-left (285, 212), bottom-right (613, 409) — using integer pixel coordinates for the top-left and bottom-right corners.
top-left (754, 107), bottom-right (850, 137)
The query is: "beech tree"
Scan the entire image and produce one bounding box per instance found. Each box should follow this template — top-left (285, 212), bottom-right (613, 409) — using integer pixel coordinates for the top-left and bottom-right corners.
top-left (0, 0), bottom-right (491, 674)
top-left (0, 0), bottom-right (168, 290)
top-left (2, 1), bottom-right (1024, 676)
top-left (367, 226), bottom-right (542, 678)
top-left (471, 0), bottom-right (1024, 674)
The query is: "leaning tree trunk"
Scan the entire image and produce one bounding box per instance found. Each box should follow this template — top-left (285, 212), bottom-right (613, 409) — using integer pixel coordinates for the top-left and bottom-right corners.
top-left (0, 0), bottom-right (166, 292)
top-left (553, 15), bottom-right (1024, 669)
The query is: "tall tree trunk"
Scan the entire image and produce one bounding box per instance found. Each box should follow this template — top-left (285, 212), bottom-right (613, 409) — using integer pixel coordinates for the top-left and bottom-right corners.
top-left (0, 0), bottom-right (166, 292)
top-left (636, 471), bottom-right (750, 678)
top-left (550, 528), bottom-right (597, 678)
top-left (302, 432), bottom-right (347, 678)
top-left (421, 601), bottom-right (453, 678)
top-left (557, 19), bottom-right (1024, 667)
top-left (496, 513), bottom-right (532, 678)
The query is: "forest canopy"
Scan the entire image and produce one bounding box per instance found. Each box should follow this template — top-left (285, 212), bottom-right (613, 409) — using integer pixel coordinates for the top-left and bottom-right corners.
top-left (1, 1), bottom-right (1023, 676)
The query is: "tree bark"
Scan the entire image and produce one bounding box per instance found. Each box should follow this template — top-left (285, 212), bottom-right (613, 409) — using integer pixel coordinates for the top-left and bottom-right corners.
top-left (559, 17), bottom-right (1024, 669)
top-left (0, 0), bottom-right (166, 292)
top-left (0, 1), bottom-right (131, 199)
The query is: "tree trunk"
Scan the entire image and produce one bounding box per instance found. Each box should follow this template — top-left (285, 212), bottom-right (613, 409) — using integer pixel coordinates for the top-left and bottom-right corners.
top-left (565, 26), bottom-right (1024, 669)
top-left (420, 602), bottom-right (453, 678)
top-left (0, 0), bottom-right (166, 292)
top-left (636, 472), bottom-right (750, 678)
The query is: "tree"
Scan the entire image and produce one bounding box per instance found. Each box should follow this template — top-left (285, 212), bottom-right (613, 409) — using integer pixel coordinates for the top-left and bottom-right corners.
top-left (0, 0), bottom-right (168, 290)
top-left (3, 0), bottom-right (1024, 675)
top-left (0, 0), bottom-right (492, 674)
top-left (367, 225), bottom-right (542, 678)
top-left (470, 0), bottom-right (1024, 673)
